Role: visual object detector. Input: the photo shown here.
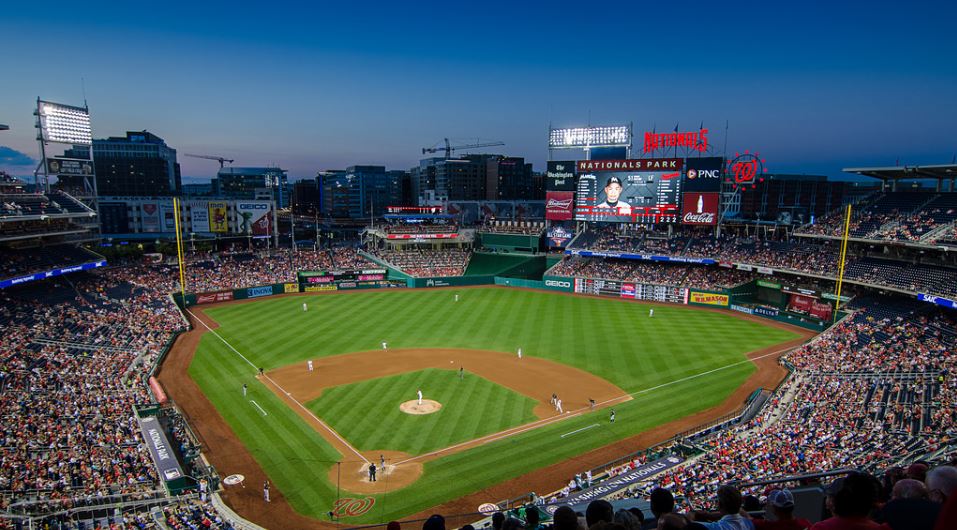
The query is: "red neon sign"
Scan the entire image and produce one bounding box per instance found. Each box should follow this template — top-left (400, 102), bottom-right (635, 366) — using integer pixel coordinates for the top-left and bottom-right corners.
top-left (643, 129), bottom-right (708, 153)
top-left (725, 151), bottom-right (767, 190)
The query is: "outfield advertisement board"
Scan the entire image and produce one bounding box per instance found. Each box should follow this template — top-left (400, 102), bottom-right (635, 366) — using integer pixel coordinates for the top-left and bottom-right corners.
top-left (196, 291), bottom-right (233, 304)
top-left (542, 276), bottom-right (574, 292)
top-left (688, 291), bottom-right (730, 306)
top-left (304, 285), bottom-right (337, 292)
top-left (284, 283), bottom-right (300, 293)
top-left (246, 286), bottom-right (274, 298)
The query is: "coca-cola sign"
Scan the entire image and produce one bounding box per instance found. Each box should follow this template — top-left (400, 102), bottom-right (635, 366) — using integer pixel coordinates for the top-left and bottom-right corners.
top-left (546, 191), bottom-right (575, 220)
top-left (681, 192), bottom-right (719, 225)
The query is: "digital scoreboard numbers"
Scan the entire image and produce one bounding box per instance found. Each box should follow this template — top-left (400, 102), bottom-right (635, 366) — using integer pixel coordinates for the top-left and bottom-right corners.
top-left (574, 159), bottom-right (684, 223)
top-left (575, 278), bottom-right (686, 303)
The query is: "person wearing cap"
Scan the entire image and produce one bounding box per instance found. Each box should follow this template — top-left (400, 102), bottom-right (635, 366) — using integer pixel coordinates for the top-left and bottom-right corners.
top-left (597, 177), bottom-right (631, 212)
top-left (754, 489), bottom-right (810, 530)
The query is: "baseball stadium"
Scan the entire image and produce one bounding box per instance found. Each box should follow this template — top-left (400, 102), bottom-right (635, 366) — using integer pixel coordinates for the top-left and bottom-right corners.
top-left (2, 146), bottom-right (957, 530)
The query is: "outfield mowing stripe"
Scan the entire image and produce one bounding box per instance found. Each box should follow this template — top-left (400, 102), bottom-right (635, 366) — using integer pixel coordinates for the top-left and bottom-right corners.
top-left (394, 343), bottom-right (795, 466)
top-left (190, 308), bottom-right (370, 464)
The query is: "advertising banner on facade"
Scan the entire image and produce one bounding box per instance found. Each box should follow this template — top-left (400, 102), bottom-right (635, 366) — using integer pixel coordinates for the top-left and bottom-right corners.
top-left (546, 191), bottom-right (575, 221)
top-left (688, 291), bottom-right (730, 306)
top-left (237, 202), bottom-right (272, 236)
top-left (208, 202), bottom-right (228, 233)
top-left (284, 283), bottom-right (300, 293)
top-left (546, 224), bottom-right (575, 248)
top-left (682, 157), bottom-right (724, 192)
top-left (246, 286), bottom-right (274, 298)
top-left (189, 201), bottom-right (210, 233)
top-left (546, 161), bottom-right (577, 191)
top-left (160, 202), bottom-right (177, 232)
top-left (680, 192), bottom-right (719, 225)
top-left (141, 203), bottom-right (160, 233)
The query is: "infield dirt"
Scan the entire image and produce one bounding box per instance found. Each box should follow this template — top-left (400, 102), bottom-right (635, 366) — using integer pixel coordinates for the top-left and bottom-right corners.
top-left (158, 287), bottom-right (816, 530)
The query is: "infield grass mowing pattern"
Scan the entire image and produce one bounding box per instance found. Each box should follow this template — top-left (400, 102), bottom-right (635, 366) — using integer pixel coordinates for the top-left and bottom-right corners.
top-left (189, 287), bottom-right (801, 522)
top-left (307, 369), bottom-right (538, 454)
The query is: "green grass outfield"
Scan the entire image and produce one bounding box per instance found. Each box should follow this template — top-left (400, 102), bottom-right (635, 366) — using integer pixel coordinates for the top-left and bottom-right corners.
top-left (187, 287), bottom-right (801, 522)
top-left (307, 368), bottom-right (538, 454)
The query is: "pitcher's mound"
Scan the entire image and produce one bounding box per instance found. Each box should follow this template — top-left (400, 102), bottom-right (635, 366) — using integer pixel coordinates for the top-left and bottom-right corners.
top-left (400, 399), bottom-right (442, 415)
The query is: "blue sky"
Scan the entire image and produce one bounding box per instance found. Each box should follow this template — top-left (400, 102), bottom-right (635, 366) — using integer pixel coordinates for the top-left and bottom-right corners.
top-left (1, 1), bottom-right (955, 181)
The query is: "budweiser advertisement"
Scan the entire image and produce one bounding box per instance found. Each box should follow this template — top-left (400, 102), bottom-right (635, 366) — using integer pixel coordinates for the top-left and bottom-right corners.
top-left (681, 192), bottom-right (719, 225)
top-left (546, 191), bottom-right (574, 220)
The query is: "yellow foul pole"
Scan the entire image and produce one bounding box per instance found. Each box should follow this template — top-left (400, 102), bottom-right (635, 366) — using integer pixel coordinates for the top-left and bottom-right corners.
top-left (833, 204), bottom-right (852, 322)
top-left (172, 197), bottom-right (187, 300)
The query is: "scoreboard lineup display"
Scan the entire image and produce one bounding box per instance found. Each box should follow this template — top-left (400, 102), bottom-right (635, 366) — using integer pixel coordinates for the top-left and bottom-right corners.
top-left (574, 278), bottom-right (687, 304)
top-left (574, 158), bottom-right (683, 224)
top-left (299, 269), bottom-right (387, 285)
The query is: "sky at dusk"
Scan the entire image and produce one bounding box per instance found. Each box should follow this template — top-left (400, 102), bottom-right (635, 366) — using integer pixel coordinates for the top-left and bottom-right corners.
top-left (1, 0), bottom-right (955, 181)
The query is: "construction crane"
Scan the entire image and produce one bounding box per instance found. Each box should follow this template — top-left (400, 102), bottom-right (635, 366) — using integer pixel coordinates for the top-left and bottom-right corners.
top-left (422, 138), bottom-right (505, 159)
top-left (184, 153), bottom-right (234, 168)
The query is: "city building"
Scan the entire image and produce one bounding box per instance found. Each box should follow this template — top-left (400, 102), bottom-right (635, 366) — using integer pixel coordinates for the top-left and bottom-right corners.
top-left (415, 154), bottom-right (539, 202)
top-left (318, 166), bottom-right (405, 219)
top-left (213, 167), bottom-right (289, 208)
top-left (291, 178), bottom-right (321, 215)
top-left (485, 156), bottom-right (537, 200)
top-left (88, 131), bottom-right (182, 196)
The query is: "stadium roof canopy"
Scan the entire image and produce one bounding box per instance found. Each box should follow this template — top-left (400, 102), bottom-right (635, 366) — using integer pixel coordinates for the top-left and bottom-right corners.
top-left (843, 164), bottom-right (957, 181)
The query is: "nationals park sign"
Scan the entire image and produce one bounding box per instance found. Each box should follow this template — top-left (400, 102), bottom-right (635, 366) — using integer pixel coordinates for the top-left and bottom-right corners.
top-left (543, 455), bottom-right (686, 513)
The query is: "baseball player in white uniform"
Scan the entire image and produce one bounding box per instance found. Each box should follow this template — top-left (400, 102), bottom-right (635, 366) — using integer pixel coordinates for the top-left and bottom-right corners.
top-left (417, 389), bottom-right (423, 405)
top-left (382, 341), bottom-right (388, 350)
top-left (303, 302), bottom-right (308, 312)
top-left (517, 347), bottom-right (522, 359)
top-left (455, 294), bottom-right (459, 302)
top-left (649, 308), bottom-right (654, 317)
top-left (556, 398), bottom-right (563, 414)
top-left (307, 360), bottom-right (314, 371)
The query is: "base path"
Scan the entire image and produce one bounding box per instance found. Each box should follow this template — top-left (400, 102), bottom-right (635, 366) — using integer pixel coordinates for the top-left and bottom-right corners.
top-left (267, 347), bottom-right (629, 420)
top-left (158, 288), bottom-right (816, 530)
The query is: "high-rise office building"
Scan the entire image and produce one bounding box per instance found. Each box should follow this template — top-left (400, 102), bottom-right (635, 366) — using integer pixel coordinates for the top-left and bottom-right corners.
top-left (91, 131), bottom-right (181, 196)
top-left (214, 167), bottom-right (289, 207)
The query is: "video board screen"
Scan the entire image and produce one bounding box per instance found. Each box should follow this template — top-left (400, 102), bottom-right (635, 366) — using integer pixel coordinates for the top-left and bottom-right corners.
top-left (574, 159), bottom-right (683, 223)
top-left (573, 278), bottom-right (686, 303)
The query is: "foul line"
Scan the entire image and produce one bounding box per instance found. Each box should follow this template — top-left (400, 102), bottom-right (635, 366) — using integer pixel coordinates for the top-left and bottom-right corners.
top-left (250, 400), bottom-right (268, 416)
top-left (395, 344), bottom-right (796, 466)
top-left (187, 309), bottom-right (370, 464)
top-left (561, 423), bottom-right (599, 438)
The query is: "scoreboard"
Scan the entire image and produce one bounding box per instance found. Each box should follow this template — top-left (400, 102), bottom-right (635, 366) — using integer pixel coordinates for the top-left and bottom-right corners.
top-left (574, 159), bottom-right (683, 224)
top-left (574, 278), bottom-right (686, 304)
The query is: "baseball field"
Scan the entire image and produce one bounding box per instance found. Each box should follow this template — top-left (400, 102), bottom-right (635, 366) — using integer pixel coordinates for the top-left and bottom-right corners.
top-left (165, 287), bottom-right (810, 527)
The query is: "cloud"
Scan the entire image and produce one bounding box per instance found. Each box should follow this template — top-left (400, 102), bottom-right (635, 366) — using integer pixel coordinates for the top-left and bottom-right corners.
top-left (0, 146), bottom-right (36, 167)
